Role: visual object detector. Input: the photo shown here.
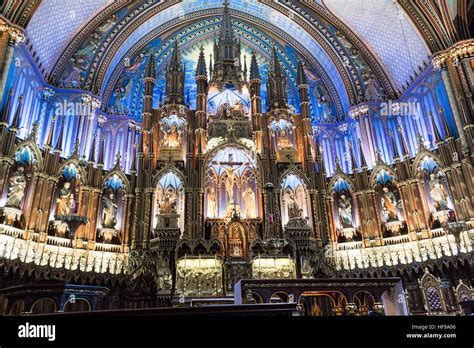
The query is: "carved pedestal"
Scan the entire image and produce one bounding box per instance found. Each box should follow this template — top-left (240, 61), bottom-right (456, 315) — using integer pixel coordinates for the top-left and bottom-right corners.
top-left (155, 213), bottom-right (179, 229)
top-left (340, 227), bottom-right (356, 241)
top-left (98, 228), bottom-right (119, 244)
top-left (53, 214), bottom-right (88, 240)
top-left (158, 147), bottom-right (183, 161)
top-left (0, 207), bottom-right (23, 227)
top-left (432, 210), bottom-right (451, 226)
top-left (385, 220), bottom-right (406, 236)
top-left (276, 148), bottom-right (298, 162)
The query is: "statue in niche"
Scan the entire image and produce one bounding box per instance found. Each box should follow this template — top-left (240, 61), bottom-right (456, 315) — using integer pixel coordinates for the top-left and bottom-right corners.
top-left (277, 129), bottom-right (293, 150)
top-left (216, 161), bottom-right (247, 203)
top-left (5, 167), bottom-right (26, 208)
top-left (228, 223), bottom-right (245, 257)
top-left (56, 182), bottom-right (75, 216)
top-left (286, 192), bottom-right (303, 219)
top-left (161, 124), bottom-right (182, 148)
top-left (429, 174), bottom-right (448, 211)
top-left (381, 187), bottom-right (399, 222)
top-left (159, 189), bottom-right (177, 215)
top-left (157, 258), bottom-right (173, 292)
top-left (102, 192), bottom-right (118, 229)
top-left (337, 194), bottom-right (353, 228)
top-left (231, 100), bottom-right (244, 118)
top-left (243, 187), bottom-right (256, 218)
top-left (207, 188), bottom-right (218, 218)
top-left (216, 102), bottom-right (230, 119)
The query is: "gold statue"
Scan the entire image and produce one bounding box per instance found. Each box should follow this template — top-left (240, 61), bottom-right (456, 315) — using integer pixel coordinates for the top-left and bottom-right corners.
top-left (162, 124), bottom-right (182, 148)
top-left (56, 182), bottom-right (75, 216)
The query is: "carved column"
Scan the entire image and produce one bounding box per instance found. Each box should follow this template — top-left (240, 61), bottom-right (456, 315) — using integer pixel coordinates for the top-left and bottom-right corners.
top-left (0, 17), bottom-right (25, 101)
top-left (433, 48), bottom-right (469, 150)
top-left (325, 196), bottom-right (337, 248)
top-left (403, 179), bottom-right (429, 237)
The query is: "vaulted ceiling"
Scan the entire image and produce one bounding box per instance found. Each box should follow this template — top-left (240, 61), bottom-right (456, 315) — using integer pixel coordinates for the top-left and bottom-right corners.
top-left (2, 0), bottom-right (471, 111)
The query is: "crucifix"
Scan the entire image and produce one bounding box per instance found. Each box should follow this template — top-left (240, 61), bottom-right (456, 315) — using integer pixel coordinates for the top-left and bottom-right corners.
top-left (213, 160), bottom-right (248, 203)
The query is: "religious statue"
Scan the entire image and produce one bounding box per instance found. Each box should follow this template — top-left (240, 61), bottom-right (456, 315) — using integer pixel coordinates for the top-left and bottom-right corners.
top-left (56, 182), bottom-right (75, 216)
top-left (338, 194), bottom-right (353, 228)
top-left (217, 102), bottom-right (230, 119)
top-left (207, 188), bottom-right (218, 218)
top-left (242, 187), bottom-right (256, 218)
top-left (157, 258), bottom-right (173, 292)
top-left (381, 187), bottom-right (398, 222)
top-left (5, 167), bottom-right (26, 208)
top-left (216, 161), bottom-right (247, 203)
top-left (158, 189), bottom-right (177, 214)
top-left (162, 124), bottom-right (182, 148)
top-left (231, 100), bottom-right (244, 118)
top-left (102, 193), bottom-right (118, 228)
top-left (277, 130), bottom-right (293, 150)
top-left (429, 174), bottom-right (448, 211)
top-left (286, 192), bottom-right (303, 219)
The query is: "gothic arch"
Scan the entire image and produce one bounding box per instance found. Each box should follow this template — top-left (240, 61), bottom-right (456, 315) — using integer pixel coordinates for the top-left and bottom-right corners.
top-left (328, 171), bottom-right (354, 194)
top-left (56, 160), bottom-right (87, 182)
top-left (152, 165), bottom-right (185, 188)
top-left (103, 169), bottom-right (130, 193)
top-left (278, 165), bottom-right (311, 190)
top-left (411, 149), bottom-right (443, 178)
top-left (369, 163), bottom-right (398, 187)
top-left (12, 137), bottom-right (44, 172)
top-left (202, 141), bottom-right (264, 189)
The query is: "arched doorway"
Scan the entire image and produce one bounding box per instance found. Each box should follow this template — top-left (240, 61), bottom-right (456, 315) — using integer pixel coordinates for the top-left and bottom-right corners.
top-left (30, 298), bottom-right (57, 314)
top-left (63, 298), bottom-right (91, 313)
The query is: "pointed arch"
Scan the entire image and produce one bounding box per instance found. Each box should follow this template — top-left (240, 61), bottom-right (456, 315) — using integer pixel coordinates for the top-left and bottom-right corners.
top-left (12, 139), bottom-right (44, 172)
top-left (411, 150), bottom-right (443, 178)
top-left (202, 141), bottom-right (264, 189)
top-left (152, 165), bottom-right (185, 188)
top-left (103, 169), bottom-right (130, 193)
top-left (328, 171), bottom-right (353, 194)
top-left (369, 162), bottom-right (398, 187)
top-left (56, 160), bottom-right (87, 182)
top-left (278, 165), bottom-right (311, 189)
